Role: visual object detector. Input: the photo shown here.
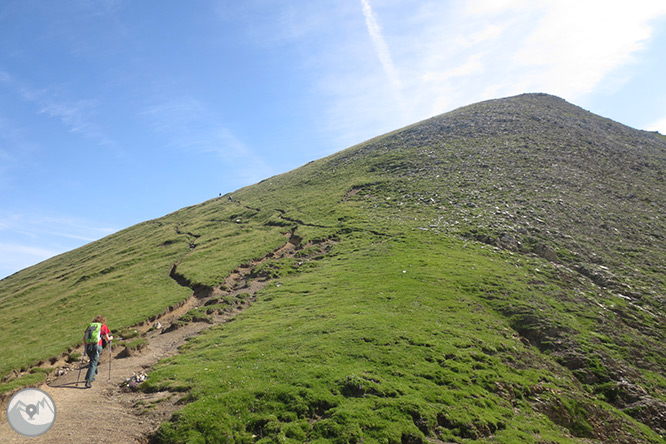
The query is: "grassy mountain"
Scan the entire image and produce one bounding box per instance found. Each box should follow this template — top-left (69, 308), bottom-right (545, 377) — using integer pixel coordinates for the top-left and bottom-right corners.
top-left (1, 93), bottom-right (665, 443)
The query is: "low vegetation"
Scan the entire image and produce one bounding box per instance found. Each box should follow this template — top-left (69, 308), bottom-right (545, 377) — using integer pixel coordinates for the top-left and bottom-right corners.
top-left (1, 94), bottom-right (664, 442)
top-left (144, 233), bottom-right (661, 443)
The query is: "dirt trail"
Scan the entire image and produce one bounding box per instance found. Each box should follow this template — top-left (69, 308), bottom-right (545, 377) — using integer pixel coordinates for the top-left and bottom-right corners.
top-left (1, 235), bottom-right (330, 444)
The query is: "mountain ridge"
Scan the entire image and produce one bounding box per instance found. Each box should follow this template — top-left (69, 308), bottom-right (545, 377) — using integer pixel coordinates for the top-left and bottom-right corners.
top-left (1, 93), bottom-right (665, 443)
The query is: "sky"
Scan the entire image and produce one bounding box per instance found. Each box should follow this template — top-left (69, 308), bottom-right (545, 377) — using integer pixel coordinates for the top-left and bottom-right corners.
top-left (1, 0), bottom-right (666, 279)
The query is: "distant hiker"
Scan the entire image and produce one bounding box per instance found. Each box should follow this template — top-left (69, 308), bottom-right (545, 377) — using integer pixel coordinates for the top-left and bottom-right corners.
top-left (82, 315), bottom-right (113, 388)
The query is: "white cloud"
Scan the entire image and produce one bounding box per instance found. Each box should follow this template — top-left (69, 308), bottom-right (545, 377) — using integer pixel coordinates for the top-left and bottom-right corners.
top-left (315, 0), bottom-right (666, 144)
top-left (0, 243), bottom-right (61, 278)
top-left (0, 211), bottom-right (116, 241)
top-left (0, 70), bottom-right (115, 147)
top-left (646, 116), bottom-right (666, 134)
top-left (207, 128), bottom-right (275, 185)
top-left (464, 0), bottom-right (531, 16)
top-left (139, 95), bottom-right (206, 137)
top-left (360, 0), bottom-right (401, 91)
top-left (139, 95), bottom-right (275, 185)
top-left (0, 211), bottom-right (117, 279)
top-left (511, 0), bottom-right (666, 99)
top-left (0, 243), bottom-right (60, 261)
top-left (0, 118), bottom-right (26, 161)
top-left (39, 100), bottom-right (102, 136)
top-left (422, 54), bottom-right (485, 84)
top-left (215, 1), bottom-right (349, 49)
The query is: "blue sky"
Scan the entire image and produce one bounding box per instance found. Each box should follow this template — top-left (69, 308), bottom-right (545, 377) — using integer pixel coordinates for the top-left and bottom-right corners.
top-left (1, 0), bottom-right (665, 279)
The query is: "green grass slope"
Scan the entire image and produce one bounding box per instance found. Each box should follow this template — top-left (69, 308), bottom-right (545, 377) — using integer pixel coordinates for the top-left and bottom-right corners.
top-left (145, 233), bottom-right (661, 443)
top-left (1, 93), bottom-right (665, 442)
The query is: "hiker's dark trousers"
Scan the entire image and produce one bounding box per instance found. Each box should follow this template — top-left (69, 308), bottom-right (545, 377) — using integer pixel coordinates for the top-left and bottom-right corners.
top-left (85, 343), bottom-right (102, 384)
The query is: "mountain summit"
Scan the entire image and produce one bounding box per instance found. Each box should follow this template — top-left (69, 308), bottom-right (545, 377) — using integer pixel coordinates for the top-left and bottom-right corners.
top-left (1, 94), bottom-right (665, 443)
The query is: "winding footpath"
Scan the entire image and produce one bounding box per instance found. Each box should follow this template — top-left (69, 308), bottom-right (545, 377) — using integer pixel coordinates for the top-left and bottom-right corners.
top-left (1, 234), bottom-right (328, 444)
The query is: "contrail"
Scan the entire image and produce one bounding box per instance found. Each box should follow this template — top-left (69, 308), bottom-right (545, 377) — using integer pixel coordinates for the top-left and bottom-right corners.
top-left (360, 0), bottom-right (401, 90)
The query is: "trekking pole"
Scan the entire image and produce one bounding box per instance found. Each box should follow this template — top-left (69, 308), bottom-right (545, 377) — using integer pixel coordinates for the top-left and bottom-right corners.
top-left (108, 340), bottom-right (112, 382)
top-left (76, 347), bottom-right (86, 387)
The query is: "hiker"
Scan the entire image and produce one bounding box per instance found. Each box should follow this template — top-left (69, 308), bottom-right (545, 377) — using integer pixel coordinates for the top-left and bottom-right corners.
top-left (82, 315), bottom-right (113, 388)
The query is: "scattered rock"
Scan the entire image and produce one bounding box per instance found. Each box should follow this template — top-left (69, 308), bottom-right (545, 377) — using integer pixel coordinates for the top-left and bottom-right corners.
top-left (121, 372), bottom-right (148, 390)
top-left (534, 243), bottom-right (559, 262)
top-left (497, 233), bottom-right (519, 250)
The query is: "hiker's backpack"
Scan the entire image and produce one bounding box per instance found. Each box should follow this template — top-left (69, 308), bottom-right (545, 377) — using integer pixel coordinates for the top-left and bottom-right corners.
top-left (85, 322), bottom-right (102, 345)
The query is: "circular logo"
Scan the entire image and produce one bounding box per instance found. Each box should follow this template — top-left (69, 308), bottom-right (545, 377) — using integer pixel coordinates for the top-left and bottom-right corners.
top-left (6, 388), bottom-right (57, 437)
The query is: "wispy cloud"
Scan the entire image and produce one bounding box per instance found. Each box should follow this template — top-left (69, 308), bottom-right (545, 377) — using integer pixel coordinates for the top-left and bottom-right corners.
top-left (646, 116), bottom-right (666, 134)
top-left (38, 99), bottom-right (110, 142)
top-left (0, 243), bottom-right (60, 261)
top-left (0, 212), bottom-right (116, 241)
top-left (317, 0), bottom-right (666, 148)
top-left (0, 242), bottom-right (61, 278)
top-left (0, 69), bottom-right (114, 147)
top-left (139, 95), bottom-right (206, 139)
top-left (0, 113), bottom-right (41, 192)
top-left (359, 0), bottom-right (401, 92)
top-left (423, 0), bottom-right (666, 104)
top-left (139, 95), bottom-right (275, 185)
top-left (0, 211), bottom-right (117, 279)
top-left (509, 0), bottom-right (666, 99)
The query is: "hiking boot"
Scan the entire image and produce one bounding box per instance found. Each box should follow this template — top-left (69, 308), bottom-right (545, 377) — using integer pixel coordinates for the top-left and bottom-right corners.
top-left (85, 381), bottom-right (92, 388)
